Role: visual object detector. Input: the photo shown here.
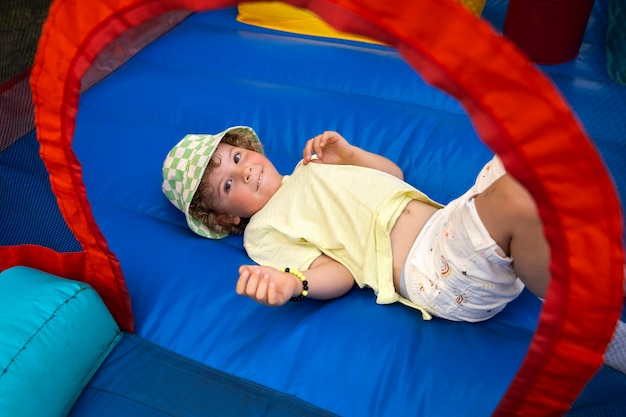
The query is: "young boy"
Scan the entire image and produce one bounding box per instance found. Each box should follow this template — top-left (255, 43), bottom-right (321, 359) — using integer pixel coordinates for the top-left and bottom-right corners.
top-left (162, 126), bottom-right (625, 370)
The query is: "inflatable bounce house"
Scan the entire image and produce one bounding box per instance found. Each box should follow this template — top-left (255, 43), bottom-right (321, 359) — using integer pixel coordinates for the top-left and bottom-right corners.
top-left (2, 0), bottom-right (626, 415)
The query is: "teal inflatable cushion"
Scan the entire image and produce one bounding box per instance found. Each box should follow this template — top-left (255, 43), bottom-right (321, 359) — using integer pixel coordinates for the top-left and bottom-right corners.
top-left (607, 0), bottom-right (626, 84)
top-left (0, 266), bottom-right (121, 417)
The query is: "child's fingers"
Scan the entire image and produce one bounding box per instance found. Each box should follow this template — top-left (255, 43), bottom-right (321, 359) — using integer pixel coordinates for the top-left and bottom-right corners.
top-left (303, 134), bottom-right (325, 163)
top-left (235, 266), bottom-right (251, 295)
top-left (256, 273), bottom-right (271, 303)
top-left (267, 281), bottom-right (278, 305)
top-left (315, 133), bottom-right (329, 158)
top-left (304, 131), bottom-right (342, 164)
top-left (242, 268), bottom-right (262, 298)
top-left (302, 138), bottom-right (315, 163)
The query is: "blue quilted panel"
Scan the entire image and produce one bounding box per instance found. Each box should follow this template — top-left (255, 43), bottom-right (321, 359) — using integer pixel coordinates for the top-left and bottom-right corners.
top-left (70, 334), bottom-right (339, 417)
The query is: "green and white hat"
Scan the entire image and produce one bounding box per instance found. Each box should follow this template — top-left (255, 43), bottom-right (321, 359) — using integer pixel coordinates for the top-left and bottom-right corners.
top-left (162, 126), bottom-right (261, 239)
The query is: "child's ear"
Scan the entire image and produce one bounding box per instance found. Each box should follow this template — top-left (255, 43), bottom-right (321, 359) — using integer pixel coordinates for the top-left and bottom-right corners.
top-left (216, 214), bottom-right (241, 226)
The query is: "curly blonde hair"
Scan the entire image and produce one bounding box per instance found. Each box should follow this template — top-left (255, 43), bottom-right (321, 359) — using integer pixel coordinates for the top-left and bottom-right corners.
top-left (188, 129), bottom-right (264, 236)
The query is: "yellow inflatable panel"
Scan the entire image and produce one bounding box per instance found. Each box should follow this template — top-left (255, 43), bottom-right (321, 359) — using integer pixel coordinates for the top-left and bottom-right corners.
top-left (238, 1), bottom-right (485, 45)
top-left (462, 0), bottom-right (486, 15)
top-left (237, 1), bottom-right (386, 45)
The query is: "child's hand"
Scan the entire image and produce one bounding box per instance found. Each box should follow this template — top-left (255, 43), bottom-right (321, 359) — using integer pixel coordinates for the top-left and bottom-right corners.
top-left (304, 130), bottom-right (404, 179)
top-left (302, 131), bottom-right (355, 165)
top-left (236, 265), bottom-right (300, 306)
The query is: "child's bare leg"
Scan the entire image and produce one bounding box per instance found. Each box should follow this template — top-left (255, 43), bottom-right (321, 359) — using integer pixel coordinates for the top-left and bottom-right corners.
top-left (473, 174), bottom-right (550, 299)
top-left (475, 174), bottom-right (626, 374)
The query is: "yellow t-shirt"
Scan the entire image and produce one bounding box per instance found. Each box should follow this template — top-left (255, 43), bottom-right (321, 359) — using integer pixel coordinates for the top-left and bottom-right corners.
top-left (244, 162), bottom-right (441, 319)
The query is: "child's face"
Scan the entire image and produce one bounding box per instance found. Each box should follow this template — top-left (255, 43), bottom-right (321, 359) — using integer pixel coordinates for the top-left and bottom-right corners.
top-left (204, 143), bottom-right (282, 220)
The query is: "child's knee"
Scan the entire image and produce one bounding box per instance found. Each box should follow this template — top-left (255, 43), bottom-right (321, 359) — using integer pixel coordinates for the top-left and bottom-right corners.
top-left (496, 175), bottom-right (539, 222)
top-left (476, 175), bottom-right (543, 242)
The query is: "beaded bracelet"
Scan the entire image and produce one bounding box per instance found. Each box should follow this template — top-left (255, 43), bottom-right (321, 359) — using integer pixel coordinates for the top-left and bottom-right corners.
top-left (284, 267), bottom-right (308, 302)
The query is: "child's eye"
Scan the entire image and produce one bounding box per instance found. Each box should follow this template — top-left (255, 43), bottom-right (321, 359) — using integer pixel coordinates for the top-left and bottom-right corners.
top-left (233, 153), bottom-right (241, 164)
top-left (224, 180), bottom-right (232, 193)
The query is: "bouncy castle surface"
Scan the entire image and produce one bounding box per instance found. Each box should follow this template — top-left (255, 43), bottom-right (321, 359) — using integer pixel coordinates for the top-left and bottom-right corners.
top-left (1, 0), bottom-right (626, 416)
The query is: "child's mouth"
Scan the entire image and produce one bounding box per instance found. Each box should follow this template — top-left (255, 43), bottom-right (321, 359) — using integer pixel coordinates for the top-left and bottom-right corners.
top-left (256, 170), bottom-right (263, 191)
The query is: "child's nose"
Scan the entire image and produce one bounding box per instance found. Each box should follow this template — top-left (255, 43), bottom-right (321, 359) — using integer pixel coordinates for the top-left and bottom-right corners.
top-left (243, 166), bottom-right (252, 183)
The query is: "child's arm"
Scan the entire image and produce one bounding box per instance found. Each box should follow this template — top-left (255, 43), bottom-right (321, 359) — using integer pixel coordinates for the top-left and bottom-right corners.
top-left (236, 254), bottom-right (355, 306)
top-left (302, 131), bottom-right (404, 180)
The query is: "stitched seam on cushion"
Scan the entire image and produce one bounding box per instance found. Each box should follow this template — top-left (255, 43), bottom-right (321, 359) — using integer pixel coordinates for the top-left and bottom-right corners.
top-left (0, 285), bottom-right (91, 380)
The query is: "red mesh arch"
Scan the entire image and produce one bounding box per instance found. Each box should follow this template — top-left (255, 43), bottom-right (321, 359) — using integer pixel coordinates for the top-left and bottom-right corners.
top-left (24, 0), bottom-right (623, 413)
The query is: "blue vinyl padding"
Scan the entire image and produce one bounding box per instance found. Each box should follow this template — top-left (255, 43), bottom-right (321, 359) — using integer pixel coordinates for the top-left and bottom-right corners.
top-left (69, 334), bottom-right (338, 417)
top-left (69, 1), bottom-right (626, 416)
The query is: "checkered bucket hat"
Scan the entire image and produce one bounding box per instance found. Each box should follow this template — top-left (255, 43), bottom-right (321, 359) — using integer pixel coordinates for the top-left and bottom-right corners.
top-left (162, 126), bottom-right (261, 239)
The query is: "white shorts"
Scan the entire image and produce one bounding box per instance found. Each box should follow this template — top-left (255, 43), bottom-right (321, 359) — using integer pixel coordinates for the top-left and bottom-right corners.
top-left (400, 157), bottom-right (524, 322)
